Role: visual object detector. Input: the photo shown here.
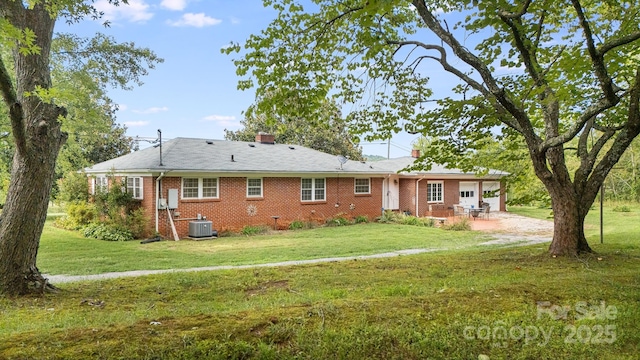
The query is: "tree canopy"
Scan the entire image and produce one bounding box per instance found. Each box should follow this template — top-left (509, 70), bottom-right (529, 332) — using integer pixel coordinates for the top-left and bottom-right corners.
top-left (225, 96), bottom-right (363, 160)
top-left (227, 0), bottom-right (640, 255)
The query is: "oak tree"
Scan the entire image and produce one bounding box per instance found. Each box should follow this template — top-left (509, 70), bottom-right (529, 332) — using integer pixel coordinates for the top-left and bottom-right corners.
top-left (227, 0), bottom-right (640, 256)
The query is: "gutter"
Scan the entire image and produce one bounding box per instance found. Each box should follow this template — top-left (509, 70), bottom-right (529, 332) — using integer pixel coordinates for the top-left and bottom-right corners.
top-left (415, 177), bottom-right (426, 217)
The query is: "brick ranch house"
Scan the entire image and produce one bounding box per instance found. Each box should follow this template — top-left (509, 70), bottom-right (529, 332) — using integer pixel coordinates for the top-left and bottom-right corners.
top-left (84, 134), bottom-right (507, 239)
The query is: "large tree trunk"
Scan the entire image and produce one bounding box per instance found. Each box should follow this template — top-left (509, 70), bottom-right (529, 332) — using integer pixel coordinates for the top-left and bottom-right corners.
top-left (547, 188), bottom-right (593, 256)
top-left (0, 3), bottom-right (67, 295)
top-left (0, 123), bottom-right (66, 295)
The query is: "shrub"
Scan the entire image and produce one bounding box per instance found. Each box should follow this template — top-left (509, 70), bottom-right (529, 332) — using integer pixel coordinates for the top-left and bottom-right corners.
top-left (376, 210), bottom-right (400, 223)
top-left (442, 217), bottom-right (472, 231)
top-left (124, 208), bottom-right (150, 239)
top-left (56, 171), bottom-right (89, 203)
top-left (400, 215), bottom-right (420, 226)
top-left (55, 202), bottom-right (97, 230)
top-left (241, 225), bottom-right (268, 236)
top-left (354, 215), bottom-right (369, 224)
top-left (326, 213), bottom-right (350, 226)
top-left (82, 223), bottom-right (134, 241)
top-left (419, 217), bottom-right (436, 227)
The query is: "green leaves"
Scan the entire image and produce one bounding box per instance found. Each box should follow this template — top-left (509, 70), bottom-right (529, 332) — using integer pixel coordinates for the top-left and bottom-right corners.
top-left (52, 33), bottom-right (163, 91)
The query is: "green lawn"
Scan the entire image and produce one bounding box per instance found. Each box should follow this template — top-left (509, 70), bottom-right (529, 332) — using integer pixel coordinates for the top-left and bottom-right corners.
top-left (508, 203), bottom-right (640, 250)
top-left (38, 222), bottom-right (492, 276)
top-left (0, 205), bottom-right (637, 359)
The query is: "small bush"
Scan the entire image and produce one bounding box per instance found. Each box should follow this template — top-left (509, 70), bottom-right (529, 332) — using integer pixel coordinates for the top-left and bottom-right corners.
top-left (55, 202), bottom-right (97, 230)
top-left (376, 210), bottom-right (400, 223)
top-left (241, 225), bottom-right (268, 236)
top-left (400, 215), bottom-right (420, 226)
top-left (82, 223), bottom-right (133, 241)
top-left (124, 208), bottom-right (150, 239)
top-left (442, 217), bottom-right (472, 231)
top-left (289, 220), bottom-right (315, 230)
top-left (326, 213), bottom-right (350, 226)
top-left (354, 215), bottom-right (369, 224)
top-left (419, 217), bottom-right (436, 227)
top-left (613, 205), bottom-right (631, 212)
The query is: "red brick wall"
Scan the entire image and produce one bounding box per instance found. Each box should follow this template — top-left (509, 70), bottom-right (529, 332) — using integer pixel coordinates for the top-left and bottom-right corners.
top-left (153, 176), bottom-right (384, 238)
top-left (398, 178), bottom-right (416, 214)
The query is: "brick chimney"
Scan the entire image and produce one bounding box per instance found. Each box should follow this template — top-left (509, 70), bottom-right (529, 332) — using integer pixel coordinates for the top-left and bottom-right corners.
top-left (255, 132), bottom-right (275, 144)
top-left (411, 149), bottom-right (421, 158)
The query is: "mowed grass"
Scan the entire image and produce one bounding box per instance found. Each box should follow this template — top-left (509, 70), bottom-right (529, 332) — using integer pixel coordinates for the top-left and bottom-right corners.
top-left (0, 205), bottom-right (637, 359)
top-left (1, 243), bottom-right (638, 359)
top-left (38, 222), bottom-right (491, 276)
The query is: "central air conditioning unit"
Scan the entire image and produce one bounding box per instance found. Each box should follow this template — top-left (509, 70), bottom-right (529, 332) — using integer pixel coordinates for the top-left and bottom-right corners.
top-left (189, 220), bottom-right (213, 238)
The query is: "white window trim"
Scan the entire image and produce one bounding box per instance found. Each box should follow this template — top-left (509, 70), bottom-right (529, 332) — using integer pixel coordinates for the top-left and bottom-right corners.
top-left (127, 177), bottom-right (143, 200)
top-left (354, 178), bottom-right (371, 194)
top-left (246, 178), bottom-right (263, 197)
top-left (301, 178), bottom-right (326, 202)
top-left (427, 181), bottom-right (444, 203)
top-left (94, 176), bottom-right (108, 194)
top-left (181, 177), bottom-right (219, 199)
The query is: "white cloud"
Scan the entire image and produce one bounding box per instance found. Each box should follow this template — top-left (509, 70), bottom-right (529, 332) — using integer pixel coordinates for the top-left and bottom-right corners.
top-left (168, 13), bottom-right (222, 27)
top-left (230, 16), bottom-right (240, 24)
top-left (95, 0), bottom-right (153, 23)
top-left (160, 0), bottom-right (188, 11)
top-left (203, 114), bottom-right (238, 127)
top-left (122, 121), bottom-right (150, 127)
top-left (133, 106), bottom-right (169, 114)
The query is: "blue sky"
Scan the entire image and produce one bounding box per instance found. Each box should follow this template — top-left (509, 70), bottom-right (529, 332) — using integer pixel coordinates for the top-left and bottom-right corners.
top-left (56, 0), bottom-right (424, 158)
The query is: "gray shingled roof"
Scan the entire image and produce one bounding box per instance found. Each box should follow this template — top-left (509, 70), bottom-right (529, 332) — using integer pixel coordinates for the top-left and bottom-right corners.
top-left (85, 137), bottom-right (385, 175)
top-left (85, 137), bottom-right (507, 178)
top-left (371, 157), bottom-right (508, 177)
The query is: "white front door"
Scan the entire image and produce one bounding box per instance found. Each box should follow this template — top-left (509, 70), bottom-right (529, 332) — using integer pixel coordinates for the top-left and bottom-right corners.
top-left (482, 181), bottom-right (500, 211)
top-left (459, 182), bottom-right (479, 208)
top-left (383, 176), bottom-right (400, 210)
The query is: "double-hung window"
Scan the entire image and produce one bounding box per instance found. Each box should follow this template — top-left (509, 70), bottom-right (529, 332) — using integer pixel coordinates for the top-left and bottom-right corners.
top-left (94, 176), bottom-right (108, 194)
top-left (301, 178), bottom-right (325, 201)
top-left (127, 177), bottom-right (143, 199)
top-left (182, 178), bottom-right (219, 199)
top-left (246, 178), bottom-right (263, 197)
top-left (427, 181), bottom-right (443, 203)
top-left (354, 178), bottom-right (371, 194)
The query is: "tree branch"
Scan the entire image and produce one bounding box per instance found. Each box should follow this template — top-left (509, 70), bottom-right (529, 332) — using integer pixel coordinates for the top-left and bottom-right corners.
top-left (584, 68), bottom-right (640, 206)
top-left (498, 0), bottom-right (532, 19)
top-left (411, 0), bottom-right (535, 140)
top-left (598, 30), bottom-right (640, 57)
top-left (571, 0), bottom-right (618, 103)
top-left (387, 39), bottom-right (523, 133)
top-left (0, 51), bottom-right (27, 154)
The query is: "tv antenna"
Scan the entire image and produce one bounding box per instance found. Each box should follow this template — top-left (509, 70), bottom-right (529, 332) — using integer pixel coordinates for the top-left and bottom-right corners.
top-left (337, 155), bottom-right (348, 170)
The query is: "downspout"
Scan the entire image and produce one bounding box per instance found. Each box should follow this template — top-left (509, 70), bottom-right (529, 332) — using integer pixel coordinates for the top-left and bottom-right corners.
top-left (155, 172), bottom-right (166, 234)
top-left (415, 177), bottom-right (426, 217)
top-left (385, 174), bottom-right (391, 211)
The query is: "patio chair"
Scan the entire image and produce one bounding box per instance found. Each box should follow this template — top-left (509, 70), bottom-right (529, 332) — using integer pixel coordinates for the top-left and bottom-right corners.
top-left (482, 204), bottom-right (491, 219)
top-left (453, 204), bottom-right (465, 217)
